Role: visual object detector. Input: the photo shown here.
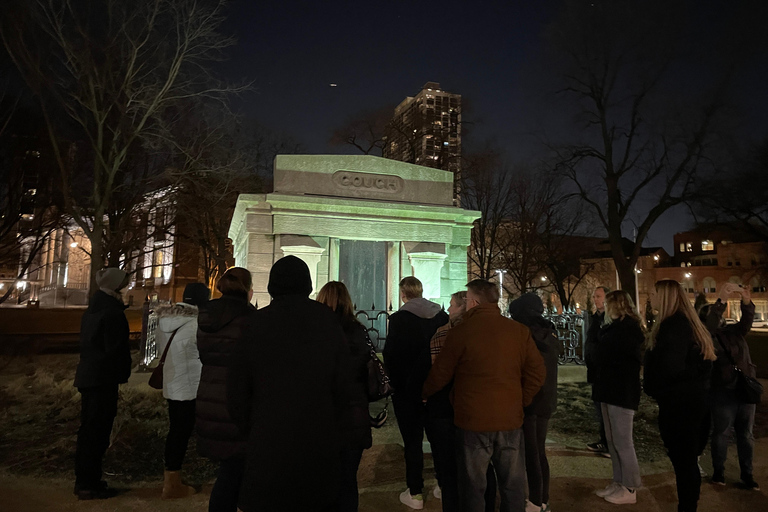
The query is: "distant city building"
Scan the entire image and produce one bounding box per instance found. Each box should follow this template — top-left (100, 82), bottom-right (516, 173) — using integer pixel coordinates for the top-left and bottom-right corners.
top-left (383, 82), bottom-right (461, 200)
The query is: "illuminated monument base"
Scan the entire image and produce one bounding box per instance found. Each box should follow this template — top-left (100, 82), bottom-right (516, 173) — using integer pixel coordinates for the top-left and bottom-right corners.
top-left (229, 155), bottom-right (480, 310)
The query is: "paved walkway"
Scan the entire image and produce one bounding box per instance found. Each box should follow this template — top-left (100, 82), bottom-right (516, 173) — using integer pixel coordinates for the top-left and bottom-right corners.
top-left (1, 435), bottom-right (765, 512)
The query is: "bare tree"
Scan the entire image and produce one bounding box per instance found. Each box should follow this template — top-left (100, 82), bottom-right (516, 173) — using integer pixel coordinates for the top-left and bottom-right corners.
top-left (461, 149), bottom-right (515, 281)
top-left (546, 0), bottom-right (751, 298)
top-left (1, 0), bottom-right (243, 292)
top-left (0, 94), bottom-right (63, 304)
top-left (330, 106), bottom-right (393, 156)
top-left (690, 139), bottom-right (768, 242)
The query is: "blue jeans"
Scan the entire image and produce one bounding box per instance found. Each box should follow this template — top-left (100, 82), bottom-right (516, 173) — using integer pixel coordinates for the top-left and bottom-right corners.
top-left (710, 391), bottom-right (756, 478)
top-left (457, 428), bottom-right (525, 512)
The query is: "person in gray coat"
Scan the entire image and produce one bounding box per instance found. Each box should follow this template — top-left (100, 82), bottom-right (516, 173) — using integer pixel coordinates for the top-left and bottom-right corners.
top-left (508, 293), bottom-right (558, 512)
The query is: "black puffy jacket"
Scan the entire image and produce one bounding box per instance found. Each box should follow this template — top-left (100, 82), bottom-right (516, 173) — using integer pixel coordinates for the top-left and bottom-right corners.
top-left (74, 291), bottom-right (131, 389)
top-left (592, 316), bottom-right (644, 410)
top-left (339, 320), bottom-right (373, 450)
top-left (709, 300), bottom-right (756, 393)
top-left (195, 295), bottom-right (255, 460)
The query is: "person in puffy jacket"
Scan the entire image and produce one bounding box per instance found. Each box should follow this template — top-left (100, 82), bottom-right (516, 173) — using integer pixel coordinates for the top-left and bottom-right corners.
top-left (592, 291), bottom-right (644, 505)
top-left (154, 282), bottom-right (210, 499)
top-left (508, 293), bottom-right (559, 512)
top-left (73, 267), bottom-right (131, 500)
top-left (700, 283), bottom-right (759, 490)
top-left (644, 280), bottom-right (716, 512)
top-left (196, 268), bottom-right (255, 512)
top-left (317, 281), bottom-right (372, 512)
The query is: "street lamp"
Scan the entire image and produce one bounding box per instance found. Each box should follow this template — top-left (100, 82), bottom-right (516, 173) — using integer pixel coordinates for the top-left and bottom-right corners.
top-left (495, 269), bottom-right (507, 300)
top-left (70, 242), bottom-right (78, 248)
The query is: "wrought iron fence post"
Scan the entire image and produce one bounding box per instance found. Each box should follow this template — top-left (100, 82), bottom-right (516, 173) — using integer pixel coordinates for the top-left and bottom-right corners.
top-left (543, 308), bottom-right (586, 365)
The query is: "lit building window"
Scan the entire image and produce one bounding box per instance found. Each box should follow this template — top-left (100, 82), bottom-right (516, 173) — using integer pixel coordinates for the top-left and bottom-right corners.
top-left (679, 243), bottom-right (685, 252)
top-left (701, 240), bottom-right (714, 251)
top-left (686, 242), bottom-right (692, 252)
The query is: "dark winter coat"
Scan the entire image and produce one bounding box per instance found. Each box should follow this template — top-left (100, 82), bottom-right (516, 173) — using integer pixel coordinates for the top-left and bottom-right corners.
top-left (227, 294), bottom-right (349, 512)
top-left (709, 300), bottom-right (756, 394)
top-left (592, 316), bottom-right (644, 411)
top-left (340, 320), bottom-right (373, 450)
top-left (643, 311), bottom-right (712, 404)
top-left (74, 290), bottom-right (132, 389)
top-left (383, 298), bottom-right (448, 400)
top-left (584, 310), bottom-right (604, 384)
top-left (195, 295), bottom-right (255, 461)
top-left (524, 318), bottom-right (560, 418)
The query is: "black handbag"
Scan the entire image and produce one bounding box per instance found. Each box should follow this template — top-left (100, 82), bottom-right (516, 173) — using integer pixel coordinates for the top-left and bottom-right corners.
top-left (148, 328), bottom-right (179, 390)
top-left (720, 336), bottom-right (763, 404)
top-left (733, 365), bottom-right (763, 405)
top-left (364, 331), bottom-right (393, 402)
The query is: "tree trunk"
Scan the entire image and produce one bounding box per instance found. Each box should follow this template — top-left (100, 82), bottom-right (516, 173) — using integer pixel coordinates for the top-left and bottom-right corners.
top-left (88, 226), bottom-right (104, 296)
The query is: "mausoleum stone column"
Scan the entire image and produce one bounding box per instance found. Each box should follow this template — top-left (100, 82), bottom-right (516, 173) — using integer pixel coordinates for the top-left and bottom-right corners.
top-left (405, 242), bottom-right (447, 301)
top-left (279, 235), bottom-right (326, 298)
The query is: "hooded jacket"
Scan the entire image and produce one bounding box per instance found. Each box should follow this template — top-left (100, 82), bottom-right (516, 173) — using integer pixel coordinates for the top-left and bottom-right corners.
top-left (195, 295), bottom-right (255, 460)
top-left (708, 300), bottom-right (756, 393)
top-left (383, 297), bottom-right (448, 400)
top-left (509, 294), bottom-right (559, 418)
top-left (155, 302), bottom-right (202, 401)
top-left (74, 290), bottom-right (131, 389)
top-left (226, 255), bottom-right (349, 512)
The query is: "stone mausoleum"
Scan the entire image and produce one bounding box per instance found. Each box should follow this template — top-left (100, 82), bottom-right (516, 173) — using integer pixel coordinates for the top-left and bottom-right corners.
top-left (229, 155), bottom-right (480, 315)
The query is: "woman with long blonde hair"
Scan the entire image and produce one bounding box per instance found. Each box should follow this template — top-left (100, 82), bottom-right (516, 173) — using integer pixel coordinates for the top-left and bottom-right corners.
top-left (592, 291), bottom-right (645, 504)
top-left (644, 280), bottom-right (716, 512)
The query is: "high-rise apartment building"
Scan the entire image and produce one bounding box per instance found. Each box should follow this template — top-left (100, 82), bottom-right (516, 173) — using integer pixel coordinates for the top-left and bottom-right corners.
top-left (383, 82), bottom-right (461, 198)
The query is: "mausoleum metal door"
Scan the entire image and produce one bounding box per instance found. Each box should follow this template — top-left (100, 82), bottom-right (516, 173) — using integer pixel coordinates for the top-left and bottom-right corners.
top-left (338, 240), bottom-right (388, 312)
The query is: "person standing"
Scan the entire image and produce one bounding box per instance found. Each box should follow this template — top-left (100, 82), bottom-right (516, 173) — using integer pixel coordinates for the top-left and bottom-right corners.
top-left (196, 268), bottom-right (255, 512)
top-left (227, 256), bottom-right (349, 512)
top-left (73, 268), bottom-right (132, 500)
top-left (592, 291), bottom-right (644, 505)
top-left (508, 293), bottom-right (559, 512)
top-left (423, 280), bottom-right (546, 512)
top-left (317, 281), bottom-right (373, 512)
top-left (584, 286), bottom-right (610, 456)
top-left (644, 280), bottom-right (716, 512)
top-left (425, 290), bottom-right (467, 512)
top-left (383, 276), bottom-right (448, 510)
top-left (701, 283), bottom-right (759, 490)
top-left (155, 282), bottom-right (210, 499)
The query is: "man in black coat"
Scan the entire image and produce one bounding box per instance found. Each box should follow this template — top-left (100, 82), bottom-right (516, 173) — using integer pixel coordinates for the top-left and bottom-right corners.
top-left (227, 256), bottom-right (349, 512)
top-left (584, 285), bottom-right (610, 456)
top-left (383, 276), bottom-right (448, 509)
top-left (73, 268), bottom-right (131, 500)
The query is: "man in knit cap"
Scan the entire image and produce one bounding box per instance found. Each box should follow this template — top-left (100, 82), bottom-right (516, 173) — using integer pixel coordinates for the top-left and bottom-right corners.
top-left (73, 267), bottom-right (132, 500)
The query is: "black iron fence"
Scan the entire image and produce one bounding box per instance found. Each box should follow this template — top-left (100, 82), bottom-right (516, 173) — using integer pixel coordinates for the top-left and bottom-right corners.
top-left (543, 308), bottom-right (587, 365)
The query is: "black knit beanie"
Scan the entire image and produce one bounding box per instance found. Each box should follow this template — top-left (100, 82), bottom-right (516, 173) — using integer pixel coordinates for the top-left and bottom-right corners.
top-left (182, 282), bottom-right (211, 306)
top-left (268, 255), bottom-right (313, 298)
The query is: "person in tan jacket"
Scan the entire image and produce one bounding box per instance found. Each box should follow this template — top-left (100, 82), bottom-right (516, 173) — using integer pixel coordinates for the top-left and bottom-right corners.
top-left (423, 280), bottom-right (546, 512)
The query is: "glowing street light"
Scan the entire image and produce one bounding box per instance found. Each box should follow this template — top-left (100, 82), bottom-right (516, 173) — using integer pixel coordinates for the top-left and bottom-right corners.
top-left (70, 242), bottom-right (78, 248)
top-left (684, 272), bottom-right (692, 279)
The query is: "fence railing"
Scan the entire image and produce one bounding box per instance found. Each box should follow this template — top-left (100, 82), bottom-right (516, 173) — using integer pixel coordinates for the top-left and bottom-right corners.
top-left (543, 308), bottom-right (587, 365)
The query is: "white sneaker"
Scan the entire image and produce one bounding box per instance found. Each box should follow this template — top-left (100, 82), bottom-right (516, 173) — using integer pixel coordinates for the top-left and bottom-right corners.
top-left (604, 486), bottom-right (636, 505)
top-left (542, 503), bottom-right (551, 512)
top-left (399, 489), bottom-right (424, 510)
top-left (525, 499), bottom-right (544, 512)
top-left (433, 486), bottom-right (442, 500)
top-left (595, 481), bottom-right (621, 498)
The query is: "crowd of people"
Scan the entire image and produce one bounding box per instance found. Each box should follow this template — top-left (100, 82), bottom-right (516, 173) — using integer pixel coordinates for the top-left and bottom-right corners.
top-left (71, 260), bottom-right (760, 512)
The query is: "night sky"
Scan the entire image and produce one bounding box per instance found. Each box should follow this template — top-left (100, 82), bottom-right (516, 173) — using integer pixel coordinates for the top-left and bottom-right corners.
top-left (215, 0), bottom-right (767, 253)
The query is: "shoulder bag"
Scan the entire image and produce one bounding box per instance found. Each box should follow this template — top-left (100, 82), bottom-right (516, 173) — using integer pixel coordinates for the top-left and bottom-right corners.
top-left (148, 328), bottom-right (180, 390)
top-left (364, 330), bottom-right (393, 402)
top-left (721, 336), bottom-right (763, 404)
